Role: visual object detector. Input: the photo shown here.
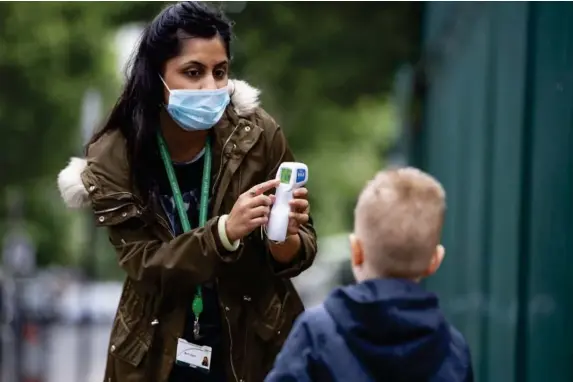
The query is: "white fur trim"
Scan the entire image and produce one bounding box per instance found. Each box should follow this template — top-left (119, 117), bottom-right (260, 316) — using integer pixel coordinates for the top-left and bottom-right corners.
top-left (57, 157), bottom-right (90, 208)
top-left (229, 79), bottom-right (261, 117)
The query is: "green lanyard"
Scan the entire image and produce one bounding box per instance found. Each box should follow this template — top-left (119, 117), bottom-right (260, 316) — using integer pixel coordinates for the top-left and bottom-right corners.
top-left (157, 132), bottom-right (212, 339)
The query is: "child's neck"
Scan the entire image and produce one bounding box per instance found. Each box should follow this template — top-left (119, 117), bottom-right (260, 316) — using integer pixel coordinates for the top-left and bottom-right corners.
top-left (355, 267), bottom-right (422, 284)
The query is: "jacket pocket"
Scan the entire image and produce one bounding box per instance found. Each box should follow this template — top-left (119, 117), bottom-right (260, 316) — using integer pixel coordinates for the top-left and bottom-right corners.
top-left (110, 307), bottom-right (157, 369)
top-left (252, 288), bottom-right (291, 342)
top-left (109, 284), bottom-right (155, 368)
top-left (109, 313), bottom-right (150, 367)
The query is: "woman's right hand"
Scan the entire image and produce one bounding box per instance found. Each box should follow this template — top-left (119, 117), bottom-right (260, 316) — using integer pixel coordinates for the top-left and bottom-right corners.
top-left (225, 179), bottom-right (280, 242)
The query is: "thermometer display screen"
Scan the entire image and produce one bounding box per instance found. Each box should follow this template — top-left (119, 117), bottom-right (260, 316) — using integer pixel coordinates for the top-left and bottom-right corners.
top-left (279, 168), bottom-right (292, 184)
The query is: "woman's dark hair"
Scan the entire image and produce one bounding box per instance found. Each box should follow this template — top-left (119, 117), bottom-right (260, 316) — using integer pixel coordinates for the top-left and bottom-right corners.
top-left (88, 1), bottom-right (232, 201)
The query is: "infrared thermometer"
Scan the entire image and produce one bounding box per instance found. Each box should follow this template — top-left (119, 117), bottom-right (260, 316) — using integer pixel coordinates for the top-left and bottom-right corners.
top-left (266, 162), bottom-right (309, 242)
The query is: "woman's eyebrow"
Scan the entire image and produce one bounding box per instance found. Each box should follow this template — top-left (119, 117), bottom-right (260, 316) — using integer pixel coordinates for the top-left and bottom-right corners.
top-left (181, 60), bottom-right (205, 68)
top-left (180, 59), bottom-right (228, 68)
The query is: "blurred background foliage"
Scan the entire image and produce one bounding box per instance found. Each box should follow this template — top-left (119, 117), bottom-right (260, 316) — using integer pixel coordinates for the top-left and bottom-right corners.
top-left (0, 2), bottom-right (421, 278)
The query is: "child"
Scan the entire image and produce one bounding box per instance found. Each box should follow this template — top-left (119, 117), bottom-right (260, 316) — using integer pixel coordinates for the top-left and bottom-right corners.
top-left (266, 168), bottom-right (473, 382)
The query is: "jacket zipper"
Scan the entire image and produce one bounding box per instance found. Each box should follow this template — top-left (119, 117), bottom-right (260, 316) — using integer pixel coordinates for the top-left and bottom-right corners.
top-left (242, 316), bottom-right (249, 381)
top-left (212, 123), bottom-right (241, 196)
top-left (155, 212), bottom-right (173, 237)
top-left (218, 278), bottom-right (239, 382)
top-left (149, 187), bottom-right (175, 237)
top-left (214, 127), bottom-right (241, 382)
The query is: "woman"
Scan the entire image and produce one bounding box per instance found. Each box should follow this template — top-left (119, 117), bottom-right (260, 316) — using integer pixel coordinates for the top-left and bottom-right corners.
top-left (57, 2), bottom-right (317, 382)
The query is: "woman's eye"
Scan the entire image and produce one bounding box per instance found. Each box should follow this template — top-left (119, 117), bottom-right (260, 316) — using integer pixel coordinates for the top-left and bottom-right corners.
top-left (214, 69), bottom-right (227, 79)
top-left (185, 69), bottom-right (200, 77)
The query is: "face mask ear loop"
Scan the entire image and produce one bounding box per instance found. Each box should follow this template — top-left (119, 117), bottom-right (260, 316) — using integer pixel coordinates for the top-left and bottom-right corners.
top-left (158, 75), bottom-right (172, 108)
top-left (158, 75), bottom-right (171, 92)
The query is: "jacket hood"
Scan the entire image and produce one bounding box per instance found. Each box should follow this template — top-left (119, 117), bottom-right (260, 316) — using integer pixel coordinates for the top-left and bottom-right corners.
top-left (324, 278), bottom-right (451, 381)
top-left (57, 79), bottom-right (261, 210)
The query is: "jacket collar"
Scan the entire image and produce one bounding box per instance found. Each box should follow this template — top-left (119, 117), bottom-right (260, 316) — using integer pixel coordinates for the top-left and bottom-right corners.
top-left (57, 79), bottom-right (262, 209)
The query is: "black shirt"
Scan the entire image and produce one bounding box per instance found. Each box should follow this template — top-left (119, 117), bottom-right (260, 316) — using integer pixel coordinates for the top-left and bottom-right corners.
top-left (156, 153), bottom-right (226, 382)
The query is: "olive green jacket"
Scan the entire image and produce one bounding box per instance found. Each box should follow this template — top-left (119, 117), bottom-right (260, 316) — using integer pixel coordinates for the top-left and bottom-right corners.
top-left (57, 79), bottom-right (318, 382)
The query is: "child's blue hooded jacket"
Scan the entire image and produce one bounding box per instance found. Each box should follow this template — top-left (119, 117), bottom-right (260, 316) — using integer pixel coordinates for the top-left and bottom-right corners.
top-left (265, 278), bottom-right (473, 382)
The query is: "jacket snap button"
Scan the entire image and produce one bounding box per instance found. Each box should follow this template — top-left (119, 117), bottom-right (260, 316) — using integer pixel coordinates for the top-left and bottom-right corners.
top-left (110, 344), bottom-right (116, 352)
top-left (244, 126), bottom-right (251, 132)
top-left (277, 330), bottom-right (281, 335)
top-left (243, 295), bottom-right (251, 302)
top-left (121, 212), bottom-right (128, 217)
top-left (151, 319), bottom-right (159, 326)
top-left (225, 306), bottom-right (230, 312)
top-left (88, 185), bottom-right (96, 192)
top-left (98, 216), bottom-right (105, 222)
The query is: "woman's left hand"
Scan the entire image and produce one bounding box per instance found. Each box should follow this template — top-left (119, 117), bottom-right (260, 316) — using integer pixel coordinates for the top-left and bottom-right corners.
top-left (287, 187), bottom-right (310, 236)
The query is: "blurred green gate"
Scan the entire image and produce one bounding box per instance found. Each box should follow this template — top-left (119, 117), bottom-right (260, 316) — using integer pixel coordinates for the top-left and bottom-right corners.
top-left (404, 2), bottom-right (573, 381)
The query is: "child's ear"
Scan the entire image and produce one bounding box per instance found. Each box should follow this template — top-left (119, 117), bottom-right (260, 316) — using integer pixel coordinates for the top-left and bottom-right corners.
top-left (423, 244), bottom-right (445, 277)
top-left (349, 234), bottom-right (364, 267)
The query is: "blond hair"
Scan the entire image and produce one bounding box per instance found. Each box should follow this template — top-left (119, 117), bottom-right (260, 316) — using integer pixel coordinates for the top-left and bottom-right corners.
top-left (354, 167), bottom-right (446, 278)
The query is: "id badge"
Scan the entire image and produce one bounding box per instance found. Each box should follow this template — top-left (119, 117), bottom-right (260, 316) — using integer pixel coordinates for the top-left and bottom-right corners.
top-left (175, 338), bottom-right (212, 372)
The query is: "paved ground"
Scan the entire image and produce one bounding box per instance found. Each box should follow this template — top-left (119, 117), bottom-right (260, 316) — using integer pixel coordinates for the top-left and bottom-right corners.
top-left (44, 324), bottom-right (111, 382)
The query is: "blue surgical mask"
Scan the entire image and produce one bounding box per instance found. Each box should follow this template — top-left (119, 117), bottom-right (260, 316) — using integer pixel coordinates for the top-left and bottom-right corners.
top-left (160, 77), bottom-right (231, 131)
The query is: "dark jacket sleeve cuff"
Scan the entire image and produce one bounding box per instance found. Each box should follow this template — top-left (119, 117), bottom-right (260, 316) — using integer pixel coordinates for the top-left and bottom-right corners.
top-left (265, 230), bottom-right (314, 278)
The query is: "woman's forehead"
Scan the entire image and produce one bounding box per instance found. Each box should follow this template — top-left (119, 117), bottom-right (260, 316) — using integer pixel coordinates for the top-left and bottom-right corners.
top-left (173, 36), bottom-right (228, 67)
